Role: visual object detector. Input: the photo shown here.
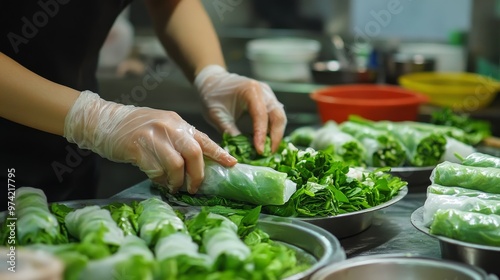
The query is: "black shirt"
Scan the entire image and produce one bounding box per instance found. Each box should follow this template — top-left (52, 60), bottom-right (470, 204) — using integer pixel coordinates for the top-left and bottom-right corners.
top-left (0, 0), bottom-right (133, 204)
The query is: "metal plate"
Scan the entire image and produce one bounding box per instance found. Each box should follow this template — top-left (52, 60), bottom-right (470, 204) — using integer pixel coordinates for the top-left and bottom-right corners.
top-left (411, 207), bottom-right (500, 276)
top-left (17, 198), bottom-right (346, 280)
top-left (388, 166), bottom-right (434, 189)
top-left (299, 186), bottom-right (408, 239)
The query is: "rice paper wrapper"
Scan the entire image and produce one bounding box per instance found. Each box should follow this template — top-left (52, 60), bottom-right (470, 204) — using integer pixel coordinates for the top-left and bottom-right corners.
top-left (195, 160), bottom-right (297, 206)
top-left (430, 161), bottom-right (500, 194)
top-left (423, 192), bottom-right (500, 226)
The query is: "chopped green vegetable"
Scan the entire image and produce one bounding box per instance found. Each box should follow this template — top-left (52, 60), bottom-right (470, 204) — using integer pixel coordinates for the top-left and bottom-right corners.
top-left (431, 107), bottom-right (491, 144)
top-left (430, 208), bottom-right (500, 246)
top-left (103, 202), bottom-right (139, 236)
top-left (431, 161), bottom-right (500, 194)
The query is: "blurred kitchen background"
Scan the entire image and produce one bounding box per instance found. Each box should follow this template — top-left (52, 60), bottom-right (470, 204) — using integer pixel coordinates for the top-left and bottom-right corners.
top-left (95, 0), bottom-right (500, 198)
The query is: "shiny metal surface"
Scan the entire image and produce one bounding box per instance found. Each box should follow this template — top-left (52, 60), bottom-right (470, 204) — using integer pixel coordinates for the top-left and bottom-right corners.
top-left (411, 207), bottom-right (500, 276)
top-left (53, 197), bottom-right (346, 280)
top-left (299, 186), bottom-right (408, 238)
top-left (310, 254), bottom-right (496, 280)
top-left (388, 166), bottom-right (434, 192)
top-left (258, 215), bottom-right (346, 280)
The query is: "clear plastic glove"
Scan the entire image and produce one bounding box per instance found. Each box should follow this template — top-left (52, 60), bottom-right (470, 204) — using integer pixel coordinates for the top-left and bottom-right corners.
top-left (64, 91), bottom-right (237, 194)
top-left (194, 65), bottom-right (287, 154)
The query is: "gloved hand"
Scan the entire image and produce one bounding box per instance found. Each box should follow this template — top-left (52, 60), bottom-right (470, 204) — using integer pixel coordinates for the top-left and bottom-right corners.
top-left (64, 90), bottom-right (237, 194)
top-left (194, 65), bottom-right (287, 154)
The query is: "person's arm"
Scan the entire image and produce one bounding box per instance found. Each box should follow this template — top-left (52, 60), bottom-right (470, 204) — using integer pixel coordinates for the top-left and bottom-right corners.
top-left (144, 0), bottom-right (224, 81)
top-left (0, 52), bottom-right (236, 194)
top-left (0, 52), bottom-right (79, 136)
top-left (144, 0), bottom-right (288, 153)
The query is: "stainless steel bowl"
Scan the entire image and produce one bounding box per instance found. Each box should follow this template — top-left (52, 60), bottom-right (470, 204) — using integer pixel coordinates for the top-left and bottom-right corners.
top-left (299, 186), bottom-right (408, 238)
top-left (310, 254), bottom-right (497, 280)
top-left (411, 207), bottom-right (500, 276)
top-left (24, 198), bottom-right (346, 280)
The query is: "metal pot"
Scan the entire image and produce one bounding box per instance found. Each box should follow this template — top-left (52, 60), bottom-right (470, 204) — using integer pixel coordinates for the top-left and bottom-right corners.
top-left (384, 53), bottom-right (435, 84)
top-left (311, 60), bottom-right (378, 85)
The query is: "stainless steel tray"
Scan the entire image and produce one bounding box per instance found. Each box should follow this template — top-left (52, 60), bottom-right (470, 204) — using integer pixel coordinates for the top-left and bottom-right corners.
top-left (411, 206), bottom-right (500, 276)
top-left (23, 198), bottom-right (347, 280)
top-left (300, 186), bottom-right (408, 239)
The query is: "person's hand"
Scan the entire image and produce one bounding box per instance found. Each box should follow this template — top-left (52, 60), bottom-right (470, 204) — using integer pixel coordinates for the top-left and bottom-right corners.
top-left (194, 65), bottom-right (287, 154)
top-left (63, 91), bottom-right (237, 194)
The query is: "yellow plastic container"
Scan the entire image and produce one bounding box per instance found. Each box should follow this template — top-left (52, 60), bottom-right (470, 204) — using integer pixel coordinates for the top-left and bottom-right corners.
top-left (399, 72), bottom-right (500, 112)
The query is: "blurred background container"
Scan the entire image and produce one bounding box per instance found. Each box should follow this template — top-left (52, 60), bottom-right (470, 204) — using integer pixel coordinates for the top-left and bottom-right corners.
top-left (246, 37), bottom-right (321, 82)
top-left (310, 84), bottom-right (428, 123)
top-left (399, 72), bottom-right (500, 111)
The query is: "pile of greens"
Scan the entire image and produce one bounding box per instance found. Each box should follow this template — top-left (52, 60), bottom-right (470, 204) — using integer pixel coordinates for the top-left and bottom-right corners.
top-left (0, 188), bottom-right (312, 280)
top-left (431, 107), bottom-right (491, 145)
top-left (167, 133), bottom-right (407, 218)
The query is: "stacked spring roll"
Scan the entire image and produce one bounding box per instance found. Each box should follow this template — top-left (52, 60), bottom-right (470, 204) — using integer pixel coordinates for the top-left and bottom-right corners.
top-left (423, 153), bottom-right (500, 246)
top-left (339, 121), bottom-right (406, 167)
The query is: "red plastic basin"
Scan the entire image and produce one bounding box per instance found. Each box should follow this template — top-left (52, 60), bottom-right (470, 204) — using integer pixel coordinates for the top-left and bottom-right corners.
top-left (310, 84), bottom-right (429, 123)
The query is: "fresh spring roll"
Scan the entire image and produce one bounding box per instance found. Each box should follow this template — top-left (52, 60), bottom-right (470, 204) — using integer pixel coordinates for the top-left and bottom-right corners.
top-left (14, 187), bottom-right (66, 245)
top-left (427, 184), bottom-right (500, 201)
top-left (430, 208), bottom-right (500, 246)
top-left (202, 213), bottom-right (250, 266)
top-left (79, 235), bottom-right (156, 280)
top-left (310, 121), bottom-right (366, 166)
top-left (155, 232), bottom-right (213, 278)
top-left (372, 121), bottom-right (447, 167)
top-left (192, 159), bottom-right (297, 206)
top-left (431, 161), bottom-right (500, 194)
top-left (460, 152), bottom-right (500, 168)
top-left (397, 121), bottom-right (477, 145)
top-left (288, 126), bottom-right (317, 147)
top-left (339, 121), bottom-right (406, 167)
top-left (423, 192), bottom-right (500, 226)
top-left (136, 197), bottom-right (186, 246)
top-left (65, 205), bottom-right (124, 246)
top-left (440, 137), bottom-right (476, 164)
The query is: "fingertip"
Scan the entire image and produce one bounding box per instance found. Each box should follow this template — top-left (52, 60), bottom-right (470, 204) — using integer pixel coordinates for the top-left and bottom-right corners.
top-left (254, 133), bottom-right (265, 155)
